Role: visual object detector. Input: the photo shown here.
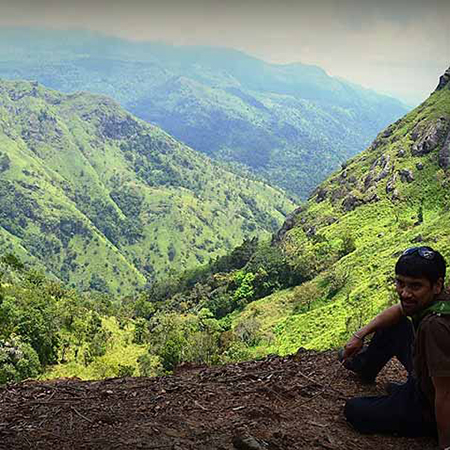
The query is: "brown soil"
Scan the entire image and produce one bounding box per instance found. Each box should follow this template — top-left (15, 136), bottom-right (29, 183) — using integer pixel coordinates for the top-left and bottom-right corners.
top-left (0, 350), bottom-right (436, 450)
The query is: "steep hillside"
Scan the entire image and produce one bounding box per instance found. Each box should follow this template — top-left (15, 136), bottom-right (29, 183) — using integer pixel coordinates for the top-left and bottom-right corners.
top-left (149, 67), bottom-right (450, 360)
top-left (0, 80), bottom-right (294, 294)
top-left (0, 28), bottom-right (408, 198)
top-left (234, 67), bottom-right (450, 355)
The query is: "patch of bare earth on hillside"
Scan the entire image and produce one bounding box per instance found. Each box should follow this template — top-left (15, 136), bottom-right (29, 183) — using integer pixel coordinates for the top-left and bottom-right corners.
top-left (0, 350), bottom-right (436, 450)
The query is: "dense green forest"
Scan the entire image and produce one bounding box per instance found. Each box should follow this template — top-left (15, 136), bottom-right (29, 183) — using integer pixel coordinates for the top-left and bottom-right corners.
top-left (0, 28), bottom-right (408, 198)
top-left (0, 247), bottom-right (293, 383)
top-left (0, 79), bottom-right (294, 295)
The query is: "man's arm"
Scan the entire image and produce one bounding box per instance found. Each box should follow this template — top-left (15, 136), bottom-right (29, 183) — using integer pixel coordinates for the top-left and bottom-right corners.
top-left (342, 304), bottom-right (404, 360)
top-left (433, 376), bottom-right (450, 450)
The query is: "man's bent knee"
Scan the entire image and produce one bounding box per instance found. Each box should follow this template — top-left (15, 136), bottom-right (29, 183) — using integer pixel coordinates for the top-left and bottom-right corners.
top-left (344, 397), bottom-right (378, 434)
top-left (344, 398), bottom-right (360, 427)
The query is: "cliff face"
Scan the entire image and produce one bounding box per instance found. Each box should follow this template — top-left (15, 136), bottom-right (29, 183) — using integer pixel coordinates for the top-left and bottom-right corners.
top-left (436, 66), bottom-right (450, 91)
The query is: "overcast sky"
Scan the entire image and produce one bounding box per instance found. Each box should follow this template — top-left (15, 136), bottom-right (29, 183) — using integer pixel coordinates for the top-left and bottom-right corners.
top-left (0, 0), bottom-right (449, 105)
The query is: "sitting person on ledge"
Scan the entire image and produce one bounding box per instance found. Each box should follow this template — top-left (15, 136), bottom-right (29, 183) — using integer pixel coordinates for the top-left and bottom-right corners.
top-left (340, 246), bottom-right (450, 450)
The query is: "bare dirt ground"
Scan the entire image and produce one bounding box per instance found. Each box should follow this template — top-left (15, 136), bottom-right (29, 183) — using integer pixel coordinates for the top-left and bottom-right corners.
top-left (0, 350), bottom-right (436, 450)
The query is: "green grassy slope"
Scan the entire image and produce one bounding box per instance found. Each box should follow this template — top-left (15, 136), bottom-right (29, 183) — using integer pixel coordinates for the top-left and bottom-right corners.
top-left (230, 68), bottom-right (450, 355)
top-left (0, 28), bottom-right (408, 199)
top-left (0, 80), bottom-right (295, 295)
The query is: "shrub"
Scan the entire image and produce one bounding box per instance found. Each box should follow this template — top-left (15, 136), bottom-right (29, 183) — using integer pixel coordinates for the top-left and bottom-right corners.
top-left (0, 336), bottom-right (41, 385)
top-left (234, 317), bottom-right (261, 346)
top-left (292, 281), bottom-right (322, 314)
top-left (339, 232), bottom-right (356, 257)
top-left (117, 364), bottom-right (135, 377)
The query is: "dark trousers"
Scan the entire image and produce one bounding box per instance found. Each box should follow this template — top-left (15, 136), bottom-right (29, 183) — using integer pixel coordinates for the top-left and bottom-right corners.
top-left (344, 317), bottom-right (436, 437)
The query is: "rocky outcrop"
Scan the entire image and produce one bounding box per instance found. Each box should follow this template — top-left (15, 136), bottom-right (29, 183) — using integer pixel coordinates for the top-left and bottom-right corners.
top-left (416, 162), bottom-right (424, 170)
top-left (340, 187), bottom-right (379, 212)
top-left (367, 123), bottom-right (399, 152)
top-left (386, 173), bottom-right (397, 193)
top-left (330, 187), bottom-right (347, 203)
top-left (439, 131), bottom-right (450, 169)
top-left (363, 172), bottom-right (375, 191)
top-left (315, 187), bottom-right (328, 203)
top-left (411, 117), bottom-right (449, 156)
top-left (272, 206), bottom-right (305, 243)
top-left (325, 216), bottom-right (338, 225)
top-left (368, 135), bottom-right (386, 152)
top-left (363, 155), bottom-right (392, 192)
top-left (381, 124), bottom-right (395, 138)
top-left (399, 169), bottom-right (414, 183)
top-left (342, 194), bottom-right (363, 212)
top-left (436, 67), bottom-right (450, 91)
top-left (391, 189), bottom-right (401, 201)
top-left (305, 226), bottom-right (317, 238)
top-left (375, 155), bottom-right (391, 181)
top-left (364, 187), bottom-right (380, 203)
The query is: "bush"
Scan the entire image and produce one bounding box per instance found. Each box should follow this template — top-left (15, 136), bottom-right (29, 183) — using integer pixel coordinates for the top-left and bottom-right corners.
top-left (324, 267), bottom-right (349, 299)
top-left (137, 353), bottom-right (164, 377)
top-left (0, 336), bottom-right (41, 385)
top-left (245, 243), bottom-right (301, 296)
top-left (234, 317), bottom-right (261, 346)
top-left (117, 364), bottom-right (135, 377)
top-left (292, 281), bottom-right (322, 314)
top-left (159, 338), bottom-right (182, 371)
top-left (339, 232), bottom-right (356, 257)
top-left (233, 271), bottom-right (256, 307)
top-left (133, 318), bottom-right (149, 344)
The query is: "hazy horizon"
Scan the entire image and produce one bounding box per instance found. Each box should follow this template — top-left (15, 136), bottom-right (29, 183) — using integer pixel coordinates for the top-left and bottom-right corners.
top-left (0, 0), bottom-right (449, 106)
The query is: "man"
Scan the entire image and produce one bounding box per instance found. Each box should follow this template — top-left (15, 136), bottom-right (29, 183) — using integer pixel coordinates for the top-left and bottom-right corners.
top-left (341, 246), bottom-right (450, 449)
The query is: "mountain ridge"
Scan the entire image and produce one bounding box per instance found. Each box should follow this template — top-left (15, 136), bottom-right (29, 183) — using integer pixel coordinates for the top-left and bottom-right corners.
top-left (249, 65), bottom-right (450, 353)
top-left (0, 79), bottom-right (295, 294)
top-left (0, 27), bottom-right (408, 198)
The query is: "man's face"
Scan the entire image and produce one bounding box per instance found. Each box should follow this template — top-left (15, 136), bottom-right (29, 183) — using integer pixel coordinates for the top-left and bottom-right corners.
top-left (395, 274), bottom-right (442, 316)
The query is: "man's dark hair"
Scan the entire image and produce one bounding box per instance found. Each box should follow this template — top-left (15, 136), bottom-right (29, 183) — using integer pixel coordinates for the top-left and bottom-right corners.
top-left (395, 246), bottom-right (447, 285)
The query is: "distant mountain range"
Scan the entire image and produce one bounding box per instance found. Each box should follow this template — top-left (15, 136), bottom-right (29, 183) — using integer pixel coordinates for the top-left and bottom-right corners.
top-left (0, 28), bottom-right (409, 198)
top-left (0, 80), bottom-right (294, 294)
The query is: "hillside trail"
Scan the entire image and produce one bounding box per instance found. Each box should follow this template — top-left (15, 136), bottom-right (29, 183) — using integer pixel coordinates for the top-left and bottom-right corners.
top-left (0, 350), bottom-right (436, 450)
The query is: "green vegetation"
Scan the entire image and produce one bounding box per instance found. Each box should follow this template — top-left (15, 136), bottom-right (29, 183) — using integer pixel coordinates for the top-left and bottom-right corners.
top-left (0, 28), bottom-right (408, 198)
top-left (0, 37), bottom-right (447, 386)
top-left (2, 73), bottom-right (449, 384)
top-left (118, 73), bottom-right (450, 364)
top-left (0, 79), bottom-right (294, 295)
top-left (0, 254), bottom-right (114, 383)
top-left (234, 79), bottom-right (450, 356)
top-left (0, 253), bottom-right (261, 384)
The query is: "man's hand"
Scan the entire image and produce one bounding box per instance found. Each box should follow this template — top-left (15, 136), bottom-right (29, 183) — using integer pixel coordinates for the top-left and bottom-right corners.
top-left (341, 334), bottom-right (364, 361)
